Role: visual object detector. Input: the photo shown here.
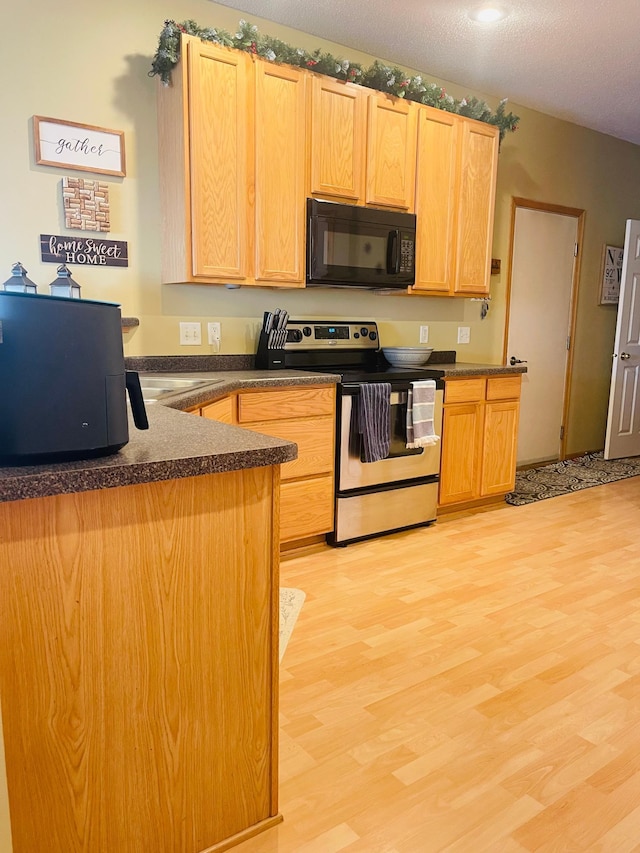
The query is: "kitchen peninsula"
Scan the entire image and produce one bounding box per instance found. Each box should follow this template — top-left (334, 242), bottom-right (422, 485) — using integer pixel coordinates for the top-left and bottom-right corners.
top-left (0, 402), bottom-right (296, 853)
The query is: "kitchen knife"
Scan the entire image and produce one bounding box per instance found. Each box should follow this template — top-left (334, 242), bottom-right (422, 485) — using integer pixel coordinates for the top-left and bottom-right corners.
top-left (263, 311), bottom-right (273, 333)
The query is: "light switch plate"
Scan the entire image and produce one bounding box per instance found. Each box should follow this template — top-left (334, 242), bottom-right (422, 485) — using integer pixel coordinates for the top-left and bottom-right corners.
top-left (180, 322), bottom-right (201, 345)
top-left (419, 325), bottom-right (429, 344)
top-left (457, 326), bottom-right (471, 344)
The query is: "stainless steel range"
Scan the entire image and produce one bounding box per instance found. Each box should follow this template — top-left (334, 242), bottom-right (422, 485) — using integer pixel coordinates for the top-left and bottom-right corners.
top-left (273, 320), bottom-right (443, 546)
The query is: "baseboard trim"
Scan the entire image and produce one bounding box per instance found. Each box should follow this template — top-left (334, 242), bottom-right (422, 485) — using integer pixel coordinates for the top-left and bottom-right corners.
top-left (201, 814), bottom-right (284, 853)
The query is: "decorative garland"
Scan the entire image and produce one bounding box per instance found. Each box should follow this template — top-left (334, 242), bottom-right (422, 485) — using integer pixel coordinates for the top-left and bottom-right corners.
top-left (150, 19), bottom-right (520, 142)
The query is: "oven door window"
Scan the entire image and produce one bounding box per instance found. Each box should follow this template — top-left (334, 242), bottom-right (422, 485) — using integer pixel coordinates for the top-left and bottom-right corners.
top-left (356, 390), bottom-right (422, 461)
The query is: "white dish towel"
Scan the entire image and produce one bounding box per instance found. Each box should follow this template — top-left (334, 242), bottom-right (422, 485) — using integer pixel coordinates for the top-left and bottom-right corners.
top-left (406, 380), bottom-right (440, 448)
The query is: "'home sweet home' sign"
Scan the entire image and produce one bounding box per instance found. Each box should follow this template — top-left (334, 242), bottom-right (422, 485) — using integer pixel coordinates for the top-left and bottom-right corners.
top-left (40, 234), bottom-right (129, 268)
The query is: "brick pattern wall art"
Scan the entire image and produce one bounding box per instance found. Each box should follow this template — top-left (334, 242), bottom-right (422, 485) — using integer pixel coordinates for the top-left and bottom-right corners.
top-left (62, 177), bottom-right (110, 232)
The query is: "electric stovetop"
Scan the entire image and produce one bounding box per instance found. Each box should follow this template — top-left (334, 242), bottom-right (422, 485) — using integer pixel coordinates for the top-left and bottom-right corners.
top-left (279, 319), bottom-right (440, 384)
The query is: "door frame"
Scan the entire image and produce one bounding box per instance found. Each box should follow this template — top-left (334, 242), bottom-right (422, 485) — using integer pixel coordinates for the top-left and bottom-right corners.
top-left (502, 197), bottom-right (585, 461)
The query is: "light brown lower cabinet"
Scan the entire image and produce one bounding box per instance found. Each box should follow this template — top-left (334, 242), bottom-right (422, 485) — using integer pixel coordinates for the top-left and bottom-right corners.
top-left (200, 394), bottom-right (235, 423)
top-left (439, 374), bottom-right (521, 509)
top-left (0, 469), bottom-right (281, 852)
top-left (201, 385), bottom-right (336, 544)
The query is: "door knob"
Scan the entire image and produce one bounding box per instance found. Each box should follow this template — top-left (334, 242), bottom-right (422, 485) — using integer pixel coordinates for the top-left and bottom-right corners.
top-left (509, 356), bottom-right (528, 366)
top-left (620, 352), bottom-right (631, 360)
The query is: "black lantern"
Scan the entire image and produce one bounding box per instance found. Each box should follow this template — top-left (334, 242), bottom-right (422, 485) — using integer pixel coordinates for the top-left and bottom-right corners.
top-left (2, 262), bottom-right (37, 293)
top-left (49, 264), bottom-right (81, 299)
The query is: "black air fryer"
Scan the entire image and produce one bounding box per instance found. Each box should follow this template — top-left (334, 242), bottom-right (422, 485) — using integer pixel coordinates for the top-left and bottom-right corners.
top-left (0, 291), bottom-right (148, 465)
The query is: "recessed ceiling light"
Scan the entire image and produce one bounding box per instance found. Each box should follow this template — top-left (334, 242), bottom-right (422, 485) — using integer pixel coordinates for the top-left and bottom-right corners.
top-left (470, 5), bottom-right (508, 22)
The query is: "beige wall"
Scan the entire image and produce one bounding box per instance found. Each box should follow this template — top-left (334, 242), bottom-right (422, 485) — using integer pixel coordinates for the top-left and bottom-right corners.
top-left (3, 0), bottom-right (640, 456)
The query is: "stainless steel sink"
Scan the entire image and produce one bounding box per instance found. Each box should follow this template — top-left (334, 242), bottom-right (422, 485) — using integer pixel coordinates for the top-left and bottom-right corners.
top-left (138, 375), bottom-right (224, 402)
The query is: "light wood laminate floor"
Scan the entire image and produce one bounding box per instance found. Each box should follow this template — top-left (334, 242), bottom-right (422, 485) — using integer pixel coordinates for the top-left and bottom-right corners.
top-left (237, 476), bottom-right (640, 852)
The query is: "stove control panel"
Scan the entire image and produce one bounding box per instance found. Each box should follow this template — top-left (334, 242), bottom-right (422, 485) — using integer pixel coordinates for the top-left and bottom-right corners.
top-left (284, 321), bottom-right (379, 349)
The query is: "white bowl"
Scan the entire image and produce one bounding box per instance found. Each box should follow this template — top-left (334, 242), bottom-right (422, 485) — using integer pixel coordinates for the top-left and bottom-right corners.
top-left (382, 346), bottom-right (434, 367)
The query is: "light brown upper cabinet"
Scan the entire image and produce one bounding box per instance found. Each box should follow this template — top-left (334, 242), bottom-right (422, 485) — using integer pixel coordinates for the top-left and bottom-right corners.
top-left (254, 61), bottom-right (307, 285)
top-left (157, 37), bottom-right (306, 287)
top-left (309, 77), bottom-right (417, 211)
top-left (411, 109), bottom-right (498, 297)
top-left (365, 95), bottom-right (417, 210)
top-left (411, 108), bottom-right (459, 294)
top-left (157, 38), bottom-right (498, 292)
top-left (309, 76), bottom-right (367, 203)
top-left (455, 120), bottom-right (499, 295)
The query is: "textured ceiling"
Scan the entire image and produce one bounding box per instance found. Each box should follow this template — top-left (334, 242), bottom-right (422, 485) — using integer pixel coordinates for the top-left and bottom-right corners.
top-left (214, 0), bottom-right (640, 146)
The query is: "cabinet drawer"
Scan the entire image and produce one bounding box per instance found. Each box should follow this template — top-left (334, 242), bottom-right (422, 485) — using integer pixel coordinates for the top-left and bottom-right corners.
top-left (200, 396), bottom-right (235, 423)
top-left (280, 475), bottom-right (334, 541)
top-left (486, 375), bottom-right (522, 401)
top-left (238, 386), bottom-right (335, 423)
top-left (444, 377), bottom-right (486, 404)
top-left (242, 416), bottom-right (335, 480)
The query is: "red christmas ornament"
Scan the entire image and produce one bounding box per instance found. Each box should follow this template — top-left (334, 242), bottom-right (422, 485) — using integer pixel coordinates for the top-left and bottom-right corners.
top-left (306, 59), bottom-right (318, 67)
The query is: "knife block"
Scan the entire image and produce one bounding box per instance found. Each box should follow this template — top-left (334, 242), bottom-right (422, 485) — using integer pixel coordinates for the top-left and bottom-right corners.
top-left (255, 330), bottom-right (285, 370)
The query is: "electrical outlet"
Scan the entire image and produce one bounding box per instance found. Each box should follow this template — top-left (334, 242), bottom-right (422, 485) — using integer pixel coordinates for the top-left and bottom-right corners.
top-left (207, 321), bottom-right (221, 350)
top-left (457, 326), bottom-right (471, 344)
top-left (179, 322), bottom-right (201, 346)
top-left (419, 325), bottom-right (429, 344)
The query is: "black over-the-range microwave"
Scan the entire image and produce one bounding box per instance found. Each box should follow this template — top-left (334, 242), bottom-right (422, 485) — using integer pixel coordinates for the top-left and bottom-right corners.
top-left (306, 199), bottom-right (416, 289)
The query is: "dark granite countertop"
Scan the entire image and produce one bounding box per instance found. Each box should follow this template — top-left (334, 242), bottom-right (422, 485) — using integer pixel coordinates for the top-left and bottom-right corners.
top-left (423, 362), bottom-right (528, 378)
top-left (143, 369), bottom-right (340, 410)
top-left (0, 367), bottom-right (341, 505)
top-left (0, 353), bottom-right (523, 505)
top-left (0, 403), bottom-right (300, 504)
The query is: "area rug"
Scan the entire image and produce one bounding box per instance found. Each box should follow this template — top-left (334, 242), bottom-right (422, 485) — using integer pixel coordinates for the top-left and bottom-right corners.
top-left (506, 451), bottom-right (640, 506)
top-left (279, 587), bottom-right (305, 662)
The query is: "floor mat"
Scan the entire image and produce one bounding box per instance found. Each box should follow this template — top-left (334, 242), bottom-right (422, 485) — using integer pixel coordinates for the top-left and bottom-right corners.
top-left (506, 451), bottom-right (640, 506)
top-left (279, 587), bottom-right (305, 661)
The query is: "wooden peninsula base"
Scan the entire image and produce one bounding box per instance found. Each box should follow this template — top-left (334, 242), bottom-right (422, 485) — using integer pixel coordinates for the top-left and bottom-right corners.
top-left (0, 467), bottom-right (282, 852)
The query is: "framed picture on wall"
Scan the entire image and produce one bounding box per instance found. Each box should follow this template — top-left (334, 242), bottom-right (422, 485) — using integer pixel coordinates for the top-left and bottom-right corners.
top-left (599, 244), bottom-right (624, 305)
top-left (33, 116), bottom-right (126, 177)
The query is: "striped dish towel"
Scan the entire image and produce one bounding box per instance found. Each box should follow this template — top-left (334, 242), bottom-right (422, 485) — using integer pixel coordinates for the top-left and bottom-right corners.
top-left (358, 382), bottom-right (391, 462)
top-left (407, 380), bottom-right (440, 448)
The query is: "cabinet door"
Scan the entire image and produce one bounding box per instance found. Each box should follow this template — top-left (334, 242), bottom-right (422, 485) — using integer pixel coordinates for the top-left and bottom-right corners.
top-left (237, 386), bottom-right (335, 423)
top-left (201, 396), bottom-right (235, 424)
top-left (255, 62), bottom-right (306, 285)
top-left (439, 403), bottom-right (484, 505)
top-left (454, 120), bottom-right (499, 295)
top-left (280, 475), bottom-right (335, 541)
top-left (187, 41), bottom-right (252, 280)
top-left (309, 76), bottom-right (367, 203)
top-left (366, 94), bottom-right (417, 210)
top-left (240, 416), bottom-right (334, 481)
top-left (412, 108), bottom-right (460, 294)
top-left (481, 400), bottom-right (520, 496)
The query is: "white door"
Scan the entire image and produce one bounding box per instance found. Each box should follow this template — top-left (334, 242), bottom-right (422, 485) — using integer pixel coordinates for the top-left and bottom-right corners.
top-left (507, 205), bottom-right (579, 466)
top-left (604, 219), bottom-right (640, 459)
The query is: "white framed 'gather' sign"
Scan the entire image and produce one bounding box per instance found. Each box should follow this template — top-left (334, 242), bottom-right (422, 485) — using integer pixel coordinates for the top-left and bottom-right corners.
top-left (33, 116), bottom-right (126, 177)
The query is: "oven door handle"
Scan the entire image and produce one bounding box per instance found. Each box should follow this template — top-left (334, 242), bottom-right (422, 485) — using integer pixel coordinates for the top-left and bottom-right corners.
top-left (342, 379), bottom-right (444, 395)
top-left (342, 384), bottom-right (408, 404)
